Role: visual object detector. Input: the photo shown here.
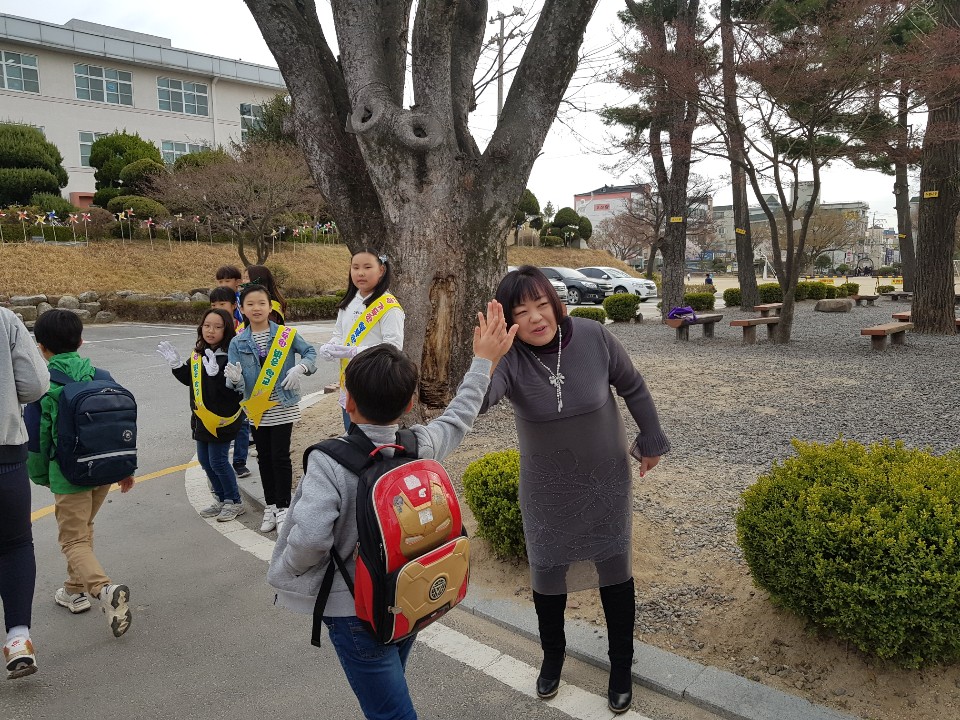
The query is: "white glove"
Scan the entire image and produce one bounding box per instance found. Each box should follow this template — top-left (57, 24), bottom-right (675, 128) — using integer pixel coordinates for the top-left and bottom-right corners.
top-left (202, 349), bottom-right (220, 376)
top-left (224, 362), bottom-right (243, 385)
top-left (156, 341), bottom-right (184, 368)
top-left (279, 363), bottom-right (308, 392)
top-left (320, 343), bottom-right (358, 360)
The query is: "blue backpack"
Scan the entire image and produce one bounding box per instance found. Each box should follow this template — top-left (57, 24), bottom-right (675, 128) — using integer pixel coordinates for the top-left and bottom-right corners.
top-left (45, 368), bottom-right (138, 486)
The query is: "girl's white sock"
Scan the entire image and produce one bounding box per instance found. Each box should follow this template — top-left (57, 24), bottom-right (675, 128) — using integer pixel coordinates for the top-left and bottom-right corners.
top-left (6, 626), bottom-right (29, 644)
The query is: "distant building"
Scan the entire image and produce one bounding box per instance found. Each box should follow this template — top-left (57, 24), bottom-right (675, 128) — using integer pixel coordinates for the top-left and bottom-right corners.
top-left (0, 13), bottom-right (284, 205)
top-left (573, 183), bottom-right (652, 228)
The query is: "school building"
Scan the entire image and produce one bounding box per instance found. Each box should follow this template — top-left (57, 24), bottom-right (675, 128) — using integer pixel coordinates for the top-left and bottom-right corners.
top-left (0, 13), bottom-right (284, 206)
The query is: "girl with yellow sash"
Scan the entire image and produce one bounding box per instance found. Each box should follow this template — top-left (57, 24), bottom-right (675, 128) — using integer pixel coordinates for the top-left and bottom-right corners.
top-left (156, 309), bottom-right (246, 522)
top-left (225, 285), bottom-right (317, 534)
top-left (318, 250), bottom-right (405, 430)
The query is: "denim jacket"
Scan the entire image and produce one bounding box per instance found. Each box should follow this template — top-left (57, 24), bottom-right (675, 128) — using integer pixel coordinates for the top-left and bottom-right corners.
top-left (227, 321), bottom-right (318, 406)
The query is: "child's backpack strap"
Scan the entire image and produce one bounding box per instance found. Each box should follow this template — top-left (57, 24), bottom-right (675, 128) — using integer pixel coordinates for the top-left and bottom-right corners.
top-left (48, 367), bottom-right (112, 387)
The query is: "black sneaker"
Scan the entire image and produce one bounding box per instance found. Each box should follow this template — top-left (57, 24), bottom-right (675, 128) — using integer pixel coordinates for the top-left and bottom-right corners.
top-left (233, 464), bottom-right (252, 478)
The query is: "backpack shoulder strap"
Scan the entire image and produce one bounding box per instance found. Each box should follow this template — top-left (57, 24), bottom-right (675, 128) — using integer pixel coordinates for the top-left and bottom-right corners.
top-left (395, 428), bottom-right (419, 458)
top-left (302, 427), bottom-right (376, 477)
top-left (311, 547), bottom-right (354, 648)
top-left (92, 367), bottom-right (113, 382)
top-left (48, 368), bottom-right (72, 387)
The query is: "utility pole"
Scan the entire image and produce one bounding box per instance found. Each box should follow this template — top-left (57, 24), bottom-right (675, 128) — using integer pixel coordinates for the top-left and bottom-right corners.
top-left (489, 6), bottom-right (524, 119)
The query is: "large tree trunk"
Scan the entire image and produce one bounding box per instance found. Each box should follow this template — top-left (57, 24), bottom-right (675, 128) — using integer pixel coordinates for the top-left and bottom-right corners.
top-left (894, 83), bottom-right (917, 291)
top-left (720, 0), bottom-right (758, 310)
top-left (245, 0), bottom-right (599, 403)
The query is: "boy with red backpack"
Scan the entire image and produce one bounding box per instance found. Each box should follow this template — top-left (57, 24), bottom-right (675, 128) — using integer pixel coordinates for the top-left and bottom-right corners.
top-left (267, 302), bottom-right (516, 720)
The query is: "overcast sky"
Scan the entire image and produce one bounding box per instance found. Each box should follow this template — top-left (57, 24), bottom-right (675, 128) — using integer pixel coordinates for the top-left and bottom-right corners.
top-left (8, 0), bottom-right (909, 226)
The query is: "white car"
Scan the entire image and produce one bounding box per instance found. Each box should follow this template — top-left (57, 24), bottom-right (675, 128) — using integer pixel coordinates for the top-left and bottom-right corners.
top-left (507, 265), bottom-right (568, 303)
top-left (577, 266), bottom-right (658, 301)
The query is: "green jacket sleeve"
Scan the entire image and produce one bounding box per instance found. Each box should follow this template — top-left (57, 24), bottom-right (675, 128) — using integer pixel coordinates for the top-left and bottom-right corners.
top-left (27, 393), bottom-right (56, 487)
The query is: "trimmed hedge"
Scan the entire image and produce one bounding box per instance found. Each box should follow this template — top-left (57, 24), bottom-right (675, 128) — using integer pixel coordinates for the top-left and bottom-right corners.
top-left (540, 234), bottom-right (564, 247)
top-left (92, 187), bottom-right (123, 208)
top-left (737, 439), bottom-right (960, 668)
top-left (877, 284), bottom-right (895, 294)
top-left (602, 293), bottom-right (641, 322)
top-left (0, 168), bottom-right (61, 206)
top-left (839, 282), bottom-right (860, 296)
top-left (103, 295), bottom-right (339, 324)
top-left (758, 283), bottom-right (783, 303)
top-left (106, 194), bottom-right (169, 219)
top-left (794, 281), bottom-right (811, 301)
top-left (286, 296), bottom-right (339, 320)
top-left (722, 287), bottom-right (742, 307)
top-left (806, 282), bottom-right (827, 300)
top-left (683, 292), bottom-right (715, 311)
top-left (462, 450), bottom-right (525, 559)
top-left (570, 307), bottom-right (606, 322)
top-left (824, 285), bottom-right (838, 299)
top-left (30, 192), bottom-right (77, 217)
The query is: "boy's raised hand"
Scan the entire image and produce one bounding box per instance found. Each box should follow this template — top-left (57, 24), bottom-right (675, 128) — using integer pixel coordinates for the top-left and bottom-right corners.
top-left (473, 300), bottom-right (518, 367)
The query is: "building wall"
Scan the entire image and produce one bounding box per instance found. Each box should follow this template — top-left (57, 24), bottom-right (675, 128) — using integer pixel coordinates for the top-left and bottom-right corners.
top-left (0, 28), bottom-right (281, 198)
top-left (574, 190), bottom-right (642, 228)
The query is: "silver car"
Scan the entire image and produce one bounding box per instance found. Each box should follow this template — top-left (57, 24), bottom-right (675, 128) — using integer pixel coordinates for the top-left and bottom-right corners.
top-left (507, 265), bottom-right (568, 303)
top-left (577, 266), bottom-right (658, 301)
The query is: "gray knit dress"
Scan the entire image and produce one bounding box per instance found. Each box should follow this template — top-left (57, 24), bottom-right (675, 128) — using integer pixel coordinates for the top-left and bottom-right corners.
top-left (481, 316), bottom-right (671, 595)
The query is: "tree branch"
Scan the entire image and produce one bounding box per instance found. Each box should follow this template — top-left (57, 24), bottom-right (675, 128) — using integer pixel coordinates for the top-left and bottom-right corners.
top-left (451, 0), bottom-right (487, 157)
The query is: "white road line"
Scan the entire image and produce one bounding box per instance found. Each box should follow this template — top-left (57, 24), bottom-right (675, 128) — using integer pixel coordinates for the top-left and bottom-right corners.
top-left (183, 464), bottom-right (648, 720)
top-left (83, 331), bottom-right (194, 344)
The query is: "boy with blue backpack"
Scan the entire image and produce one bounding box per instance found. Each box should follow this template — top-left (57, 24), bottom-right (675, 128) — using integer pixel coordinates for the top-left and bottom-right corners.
top-left (26, 310), bottom-right (136, 638)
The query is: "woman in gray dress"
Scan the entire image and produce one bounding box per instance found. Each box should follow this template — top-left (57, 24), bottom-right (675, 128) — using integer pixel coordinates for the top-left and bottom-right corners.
top-left (481, 266), bottom-right (670, 714)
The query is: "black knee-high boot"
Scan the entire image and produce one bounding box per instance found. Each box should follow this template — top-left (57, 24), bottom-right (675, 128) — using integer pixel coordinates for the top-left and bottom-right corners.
top-left (599, 577), bottom-right (635, 713)
top-left (532, 590), bottom-right (567, 699)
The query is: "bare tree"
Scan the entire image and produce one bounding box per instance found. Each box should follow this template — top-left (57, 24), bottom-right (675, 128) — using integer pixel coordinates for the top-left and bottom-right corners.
top-left (151, 142), bottom-right (324, 266)
top-left (243, 0), bottom-right (599, 405)
top-left (799, 209), bottom-right (863, 272)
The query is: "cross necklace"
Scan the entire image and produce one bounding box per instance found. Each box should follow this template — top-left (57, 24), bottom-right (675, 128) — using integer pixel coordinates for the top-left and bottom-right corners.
top-left (531, 324), bottom-right (564, 412)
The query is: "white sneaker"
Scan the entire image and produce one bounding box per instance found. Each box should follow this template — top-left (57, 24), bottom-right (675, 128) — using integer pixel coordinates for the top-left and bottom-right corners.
top-left (199, 500), bottom-right (224, 518)
top-left (260, 505), bottom-right (277, 533)
top-left (99, 584), bottom-right (132, 638)
top-left (275, 507), bottom-right (288, 534)
top-left (216, 501), bottom-right (245, 523)
top-left (54, 587), bottom-right (92, 614)
top-left (3, 636), bottom-right (37, 679)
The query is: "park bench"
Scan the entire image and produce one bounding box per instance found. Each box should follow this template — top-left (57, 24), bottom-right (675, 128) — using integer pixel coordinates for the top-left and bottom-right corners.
top-left (753, 303), bottom-right (782, 317)
top-left (893, 311), bottom-right (960, 328)
top-left (882, 291), bottom-right (913, 302)
top-left (851, 294), bottom-right (879, 307)
top-left (665, 313), bottom-right (723, 341)
top-left (730, 317), bottom-right (779, 345)
top-left (861, 322), bottom-right (912, 350)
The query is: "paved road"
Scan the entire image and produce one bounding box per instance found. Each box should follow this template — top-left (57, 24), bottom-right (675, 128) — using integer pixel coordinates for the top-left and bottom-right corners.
top-left (11, 321), bottom-right (721, 720)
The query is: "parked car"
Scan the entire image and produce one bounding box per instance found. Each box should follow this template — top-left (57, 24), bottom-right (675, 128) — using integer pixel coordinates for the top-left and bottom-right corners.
top-left (539, 266), bottom-right (606, 305)
top-left (577, 266), bottom-right (658, 302)
top-left (507, 265), bottom-right (568, 303)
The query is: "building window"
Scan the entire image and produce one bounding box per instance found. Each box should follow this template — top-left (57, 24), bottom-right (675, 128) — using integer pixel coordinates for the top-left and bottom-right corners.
top-left (161, 140), bottom-right (210, 165)
top-left (75, 64), bottom-right (133, 105)
top-left (0, 50), bottom-right (40, 93)
top-left (157, 78), bottom-right (208, 116)
top-left (240, 103), bottom-right (263, 143)
top-left (79, 131), bottom-right (108, 167)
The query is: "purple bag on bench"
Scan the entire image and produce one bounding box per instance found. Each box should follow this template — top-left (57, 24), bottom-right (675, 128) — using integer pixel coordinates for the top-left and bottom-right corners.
top-left (668, 306), bottom-right (697, 322)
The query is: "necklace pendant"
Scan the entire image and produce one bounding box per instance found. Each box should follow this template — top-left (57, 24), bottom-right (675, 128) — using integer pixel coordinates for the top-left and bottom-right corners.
top-left (557, 397), bottom-right (563, 412)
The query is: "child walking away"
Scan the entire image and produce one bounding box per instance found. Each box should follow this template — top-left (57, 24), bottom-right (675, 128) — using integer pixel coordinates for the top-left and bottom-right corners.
top-left (244, 264), bottom-right (287, 324)
top-left (209, 287), bottom-right (251, 478)
top-left (227, 285), bottom-right (316, 534)
top-left (319, 250), bottom-right (405, 430)
top-left (25, 310), bottom-right (136, 639)
top-left (268, 302), bottom-right (517, 720)
top-left (1, 307), bottom-right (49, 679)
top-left (157, 309), bottom-right (246, 522)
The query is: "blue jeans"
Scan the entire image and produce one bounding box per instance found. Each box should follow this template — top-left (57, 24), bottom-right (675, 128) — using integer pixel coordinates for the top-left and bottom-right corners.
top-left (232, 416), bottom-right (250, 467)
top-left (196, 441), bottom-right (240, 503)
top-left (324, 615), bottom-right (417, 720)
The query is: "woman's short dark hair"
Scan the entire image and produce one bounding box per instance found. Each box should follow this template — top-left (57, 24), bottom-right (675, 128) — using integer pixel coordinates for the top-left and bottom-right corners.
top-left (344, 344), bottom-right (418, 423)
top-left (195, 308), bottom-right (236, 354)
top-left (495, 265), bottom-right (565, 327)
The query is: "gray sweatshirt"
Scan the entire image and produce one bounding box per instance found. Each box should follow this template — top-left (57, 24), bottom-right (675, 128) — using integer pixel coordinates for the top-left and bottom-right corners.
top-left (0, 308), bottom-right (49, 463)
top-left (267, 356), bottom-right (492, 617)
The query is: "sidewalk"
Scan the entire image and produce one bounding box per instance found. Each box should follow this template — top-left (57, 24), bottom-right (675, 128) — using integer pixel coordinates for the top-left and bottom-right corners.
top-left (236, 394), bottom-right (855, 720)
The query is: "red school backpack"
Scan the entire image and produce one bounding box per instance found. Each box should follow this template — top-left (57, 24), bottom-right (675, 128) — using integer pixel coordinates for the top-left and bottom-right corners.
top-left (303, 425), bottom-right (470, 645)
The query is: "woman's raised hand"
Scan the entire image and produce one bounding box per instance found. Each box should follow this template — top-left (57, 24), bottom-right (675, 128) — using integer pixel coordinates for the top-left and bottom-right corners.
top-left (473, 300), bottom-right (518, 366)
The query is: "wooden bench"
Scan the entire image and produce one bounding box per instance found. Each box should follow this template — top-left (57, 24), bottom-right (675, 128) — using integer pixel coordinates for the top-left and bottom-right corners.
top-left (882, 291), bottom-right (913, 302)
top-left (753, 303), bottom-right (782, 317)
top-left (894, 311), bottom-right (960, 328)
top-left (851, 294), bottom-right (879, 307)
top-left (861, 322), bottom-right (913, 350)
top-left (730, 317), bottom-right (779, 345)
top-left (665, 313), bottom-right (723, 341)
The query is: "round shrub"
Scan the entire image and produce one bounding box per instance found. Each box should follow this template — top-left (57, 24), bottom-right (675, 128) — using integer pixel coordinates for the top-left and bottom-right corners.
top-left (540, 234), bottom-right (563, 248)
top-left (736, 439), bottom-right (960, 668)
top-left (757, 282), bottom-right (783, 303)
top-left (0, 168), bottom-right (61, 206)
top-left (602, 293), bottom-right (641, 322)
top-left (29, 192), bottom-right (76, 217)
top-left (570, 307), bottom-right (606, 323)
top-left (794, 281), bottom-right (811, 302)
top-left (877, 284), bottom-right (895, 294)
top-left (839, 282), bottom-right (859, 296)
top-left (722, 287), bottom-right (742, 307)
top-left (877, 266), bottom-right (896, 277)
top-left (683, 292), bottom-right (716, 311)
top-left (106, 194), bottom-right (169, 219)
top-left (837, 286), bottom-right (849, 298)
top-left (119, 158), bottom-right (165, 193)
top-left (824, 285), bottom-right (838, 299)
top-left (806, 282), bottom-right (827, 301)
top-left (462, 450), bottom-right (525, 559)
top-left (93, 187), bottom-right (123, 208)
top-left (835, 263), bottom-right (850, 274)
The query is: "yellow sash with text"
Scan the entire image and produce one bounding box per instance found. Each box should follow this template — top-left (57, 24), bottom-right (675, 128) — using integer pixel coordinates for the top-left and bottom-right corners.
top-left (191, 353), bottom-right (243, 437)
top-left (339, 294), bottom-right (402, 390)
top-left (242, 325), bottom-right (297, 428)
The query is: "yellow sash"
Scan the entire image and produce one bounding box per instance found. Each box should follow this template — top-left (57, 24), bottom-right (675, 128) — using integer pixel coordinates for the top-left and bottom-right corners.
top-left (271, 300), bottom-right (285, 323)
top-left (191, 353), bottom-right (242, 438)
top-left (241, 325), bottom-right (297, 428)
top-left (339, 293), bottom-right (403, 390)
